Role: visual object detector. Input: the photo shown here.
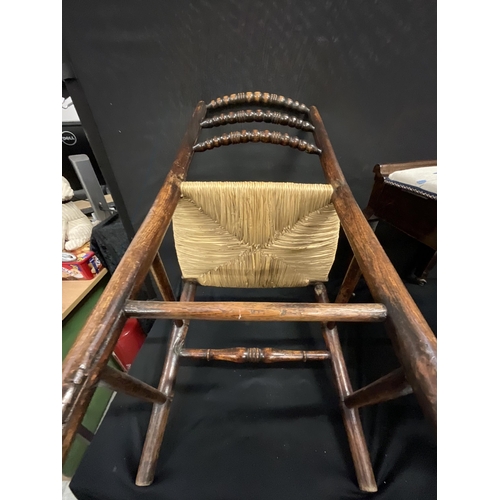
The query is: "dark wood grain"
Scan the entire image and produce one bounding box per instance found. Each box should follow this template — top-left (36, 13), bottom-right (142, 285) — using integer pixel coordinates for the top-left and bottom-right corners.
top-left (124, 300), bottom-right (387, 322)
top-left (136, 281), bottom-right (197, 487)
top-left (180, 347), bottom-right (330, 363)
top-left (201, 109), bottom-right (314, 131)
top-left (335, 257), bottom-right (363, 308)
top-left (100, 365), bottom-right (167, 405)
top-left (344, 367), bottom-right (413, 409)
top-left (62, 101), bottom-right (206, 463)
top-left (206, 91), bottom-right (310, 113)
top-left (150, 253), bottom-right (176, 302)
top-left (314, 283), bottom-right (377, 492)
top-left (193, 129), bottom-right (321, 154)
top-left (150, 253), bottom-right (183, 327)
top-left (310, 107), bottom-right (437, 427)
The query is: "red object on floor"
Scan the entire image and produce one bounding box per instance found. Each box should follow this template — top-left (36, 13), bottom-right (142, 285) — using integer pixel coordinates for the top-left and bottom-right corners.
top-left (113, 318), bottom-right (146, 371)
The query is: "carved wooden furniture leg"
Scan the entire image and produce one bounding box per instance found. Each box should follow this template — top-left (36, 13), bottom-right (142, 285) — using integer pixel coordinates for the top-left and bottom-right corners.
top-left (411, 250), bottom-right (437, 286)
top-left (419, 251), bottom-right (437, 281)
top-left (135, 281), bottom-right (197, 486)
top-left (314, 283), bottom-right (377, 493)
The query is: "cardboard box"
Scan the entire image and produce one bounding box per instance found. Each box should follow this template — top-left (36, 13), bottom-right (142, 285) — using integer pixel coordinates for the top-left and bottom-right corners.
top-left (62, 245), bottom-right (103, 280)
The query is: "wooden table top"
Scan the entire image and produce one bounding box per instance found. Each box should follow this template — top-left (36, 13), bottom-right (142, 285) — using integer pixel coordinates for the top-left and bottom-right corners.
top-left (62, 268), bottom-right (108, 320)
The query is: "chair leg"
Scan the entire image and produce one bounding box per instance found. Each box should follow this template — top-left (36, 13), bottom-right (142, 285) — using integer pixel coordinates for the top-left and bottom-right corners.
top-left (335, 210), bottom-right (378, 305)
top-left (335, 257), bottom-right (363, 306)
top-left (411, 250), bottom-right (437, 286)
top-left (315, 283), bottom-right (377, 493)
top-left (135, 281), bottom-right (196, 487)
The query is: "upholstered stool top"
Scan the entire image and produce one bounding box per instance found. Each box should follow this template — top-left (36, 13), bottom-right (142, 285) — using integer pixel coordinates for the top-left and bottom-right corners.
top-left (386, 166), bottom-right (437, 200)
top-left (172, 182), bottom-right (339, 287)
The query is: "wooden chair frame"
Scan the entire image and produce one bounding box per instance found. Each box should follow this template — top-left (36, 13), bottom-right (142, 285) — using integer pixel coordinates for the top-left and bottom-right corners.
top-left (62, 93), bottom-right (437, 493)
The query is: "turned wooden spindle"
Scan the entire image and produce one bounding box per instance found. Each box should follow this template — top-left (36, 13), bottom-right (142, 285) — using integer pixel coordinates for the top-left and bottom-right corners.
top-left (206, 91), bottom-right (310, 113)
top-left (180, 347), bottom-right (330, 363)
top-left (201, 109), bottom-right (315, 131)
top-left (193, 129), bottom-right (321, 154)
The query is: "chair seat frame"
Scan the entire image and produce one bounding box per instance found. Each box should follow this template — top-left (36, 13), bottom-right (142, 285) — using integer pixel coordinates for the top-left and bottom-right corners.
top-left (62, 94), bottom-right (437, 493)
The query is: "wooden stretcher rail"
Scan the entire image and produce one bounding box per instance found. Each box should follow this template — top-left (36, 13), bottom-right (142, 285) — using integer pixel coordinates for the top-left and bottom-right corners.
top-left (123, 300), bottom-right (387, 322)
top-left (180, 348), bottom-right (330, 363)
top-left (100, 365), bottom-right (167, 405)
top-left (343, 367), bottom-right (413, 409)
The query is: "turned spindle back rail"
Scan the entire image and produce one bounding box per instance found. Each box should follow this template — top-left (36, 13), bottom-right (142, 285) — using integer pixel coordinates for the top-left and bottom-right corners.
top-left (200, 110), bottom-right (315, 131)
top-left (62, 93), bottom-right (437, 492)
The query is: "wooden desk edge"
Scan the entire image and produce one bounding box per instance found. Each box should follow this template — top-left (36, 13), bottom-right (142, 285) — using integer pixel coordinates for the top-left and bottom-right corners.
top-left (62, 268), bottom-right (109, 321)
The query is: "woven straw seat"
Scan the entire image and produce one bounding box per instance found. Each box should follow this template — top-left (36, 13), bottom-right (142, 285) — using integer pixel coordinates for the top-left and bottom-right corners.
top-left (172, 181), bottom-right (339, 287)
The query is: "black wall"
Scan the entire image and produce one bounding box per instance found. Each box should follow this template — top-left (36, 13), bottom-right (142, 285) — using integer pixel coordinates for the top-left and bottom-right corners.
top-left (63, 0), bottom-right (436, 289)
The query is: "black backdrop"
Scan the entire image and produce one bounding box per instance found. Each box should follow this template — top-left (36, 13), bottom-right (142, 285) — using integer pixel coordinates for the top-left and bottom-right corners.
top-left (63, 1), bottom-right (437, 499)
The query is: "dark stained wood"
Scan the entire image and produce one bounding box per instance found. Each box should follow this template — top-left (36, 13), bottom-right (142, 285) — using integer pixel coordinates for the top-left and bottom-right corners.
top-left (377, 160), bottom-right (436, 177)
top-left (150, 253), bottom-right (183, 327)
top-left (367, 172), bottom-right (437, 250)
top-left (310, 107), bottom-right (437, 427)
top-left (413, 250), bottom-right (437, 284)
top-left (180, 347), bottom-right (330, 363)
top-left (150, 253), bottom-right (176, 302)
top-left (206, 91), bottom-right (310, 113)
top-left (100, 365), bottom-right (167, 405)
top-left (314, 283), bottom-right (377, 492)
top-left (124, 300), bottom-right (387, 322)
top-left (193, 129), bottom-right (321, 154)
top-left (136, 281), bottom-right (197, 487)
top-left (365, 162), bottom-right (437, 285)
top-left (62, 101), bottom-right (206, 464)
top-left (201, 109), bottom-right (315, 131)
top-left (344, 367), bottom-right (413, 410)
top-left (335, 257), bottom-right (363, 308)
